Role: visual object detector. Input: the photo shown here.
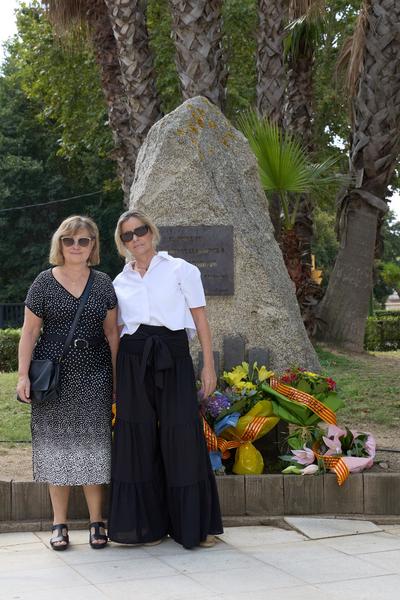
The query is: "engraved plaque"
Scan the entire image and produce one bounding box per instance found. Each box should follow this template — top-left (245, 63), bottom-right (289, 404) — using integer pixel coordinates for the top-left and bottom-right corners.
top-left (158, 226), bottom-right (234, 295)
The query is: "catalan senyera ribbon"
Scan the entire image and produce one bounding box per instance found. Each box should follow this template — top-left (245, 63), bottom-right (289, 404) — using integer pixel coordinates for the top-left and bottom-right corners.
top-left (217, 416), bottom-right (270, 459)
top-left (202, 417), bottom-right (218, 452)
top-left (270, 377), bottom-right (337, 425)
top-left (312, 442), bottom-right (350, 486)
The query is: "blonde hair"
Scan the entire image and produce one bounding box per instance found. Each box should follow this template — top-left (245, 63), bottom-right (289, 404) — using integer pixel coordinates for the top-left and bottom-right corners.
top-left (114, 209), bottom-right (160, 258)
top-left (49, 215), bottom-right (100, 266)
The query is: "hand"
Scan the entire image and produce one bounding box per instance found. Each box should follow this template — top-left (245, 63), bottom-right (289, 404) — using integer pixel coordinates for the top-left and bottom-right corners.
top-left (200, 365), bottom-right (217, 398)
top-left (16, 375), bottom-right (31, 404)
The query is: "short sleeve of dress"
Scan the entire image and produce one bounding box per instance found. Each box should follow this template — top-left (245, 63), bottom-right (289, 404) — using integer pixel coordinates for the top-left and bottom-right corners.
top-left (24, 272), bottom-right (46, 318)
top-left (179, 260), bottom-right (206, 308)
top-left (103, 275), bottom-right (118, 310)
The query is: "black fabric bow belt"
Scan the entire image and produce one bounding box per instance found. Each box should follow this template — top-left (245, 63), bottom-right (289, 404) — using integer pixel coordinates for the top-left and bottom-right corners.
top-left (139, 334), bottom-right (174, 389)
top-left (41, 333), bottom-right (106, 349)
top-left (120, 325), bottom-right (189, 389)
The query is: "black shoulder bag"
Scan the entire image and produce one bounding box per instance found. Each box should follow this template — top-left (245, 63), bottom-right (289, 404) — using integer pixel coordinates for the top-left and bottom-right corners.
top-left (21, 270), bottom-right (95, 405)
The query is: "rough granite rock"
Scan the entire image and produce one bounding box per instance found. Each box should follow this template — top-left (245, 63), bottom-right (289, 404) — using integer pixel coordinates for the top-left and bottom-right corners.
top-left (130, 96), bottom-right (320, 373)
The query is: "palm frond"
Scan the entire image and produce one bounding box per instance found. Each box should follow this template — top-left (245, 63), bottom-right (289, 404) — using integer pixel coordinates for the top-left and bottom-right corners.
top-left (337, 0), bottom-right (370, 98)
top-left (44, 0), bottom-right (88, 32)
top-left (238, 111), bottom-right (346, 227)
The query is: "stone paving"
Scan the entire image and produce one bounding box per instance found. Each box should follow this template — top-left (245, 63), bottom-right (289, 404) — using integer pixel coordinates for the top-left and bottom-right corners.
top-left (2, 520), bottom-right (400, 599)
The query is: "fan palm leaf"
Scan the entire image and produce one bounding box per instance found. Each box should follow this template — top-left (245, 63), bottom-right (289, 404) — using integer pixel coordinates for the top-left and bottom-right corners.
top-left (238, 111), bottom-right (344, 228)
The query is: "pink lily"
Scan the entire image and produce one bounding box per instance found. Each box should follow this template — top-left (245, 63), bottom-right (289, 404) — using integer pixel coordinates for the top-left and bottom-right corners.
top-left (342, 456), bottom-right (374, 472)
top-left (322, 435), bottom-right (342, 456)
top-left (291, 445), bottom-right (315, 465)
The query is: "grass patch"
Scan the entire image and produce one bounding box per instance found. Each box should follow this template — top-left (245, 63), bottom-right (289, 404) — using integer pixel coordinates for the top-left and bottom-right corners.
top-left (0, 372), bottom-right (31, 442)
top-left (315, 346), bottom-right (400, 428)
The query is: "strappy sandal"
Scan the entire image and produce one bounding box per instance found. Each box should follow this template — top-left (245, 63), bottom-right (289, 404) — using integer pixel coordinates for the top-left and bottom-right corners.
top-left (89, 521), bottom-right (108, 549)
top-left (50, 523), bottom-right (69, 551)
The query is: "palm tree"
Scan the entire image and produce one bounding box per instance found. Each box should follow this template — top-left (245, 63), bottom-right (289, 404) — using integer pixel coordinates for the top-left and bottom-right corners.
top-left (255, 0), bottom-right (288, 239)
top-left (168, 0), bottom-right (226, 108)
top-left (46, 0), bottom-right (161, 205)
top-left (283, 1), bottom-right (326, 297)
top-left (284, 1), bottom-right (325, 147)
top-left (104, 0), bottom-right (162, 170)
top-left (317, 0), bottom-right (400, 351)
top-left (239, 112), bottom-right (343, 334)
top-left (256, 0), bottom-right (287, 126)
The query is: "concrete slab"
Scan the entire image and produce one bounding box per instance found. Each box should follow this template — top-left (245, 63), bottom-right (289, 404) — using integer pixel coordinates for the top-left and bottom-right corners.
top-left (316, 574), bottom-right (400, 600)
top-left (218, 525), bottom-right (306, 548)
top-left (285, 516), bottom-right (382, 539)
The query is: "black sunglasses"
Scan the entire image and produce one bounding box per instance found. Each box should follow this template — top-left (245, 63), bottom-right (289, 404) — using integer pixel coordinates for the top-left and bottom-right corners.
top-left (120, 224), bottom-right (149, 242)
top-left (61, 236), bottom-right (93, 248)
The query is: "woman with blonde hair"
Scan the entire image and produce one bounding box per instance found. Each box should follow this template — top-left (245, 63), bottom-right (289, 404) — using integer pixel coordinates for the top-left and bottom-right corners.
top-left (108, 209), bottom-right (223, 549)
top-left (17, 215), bottom-right (119, 550)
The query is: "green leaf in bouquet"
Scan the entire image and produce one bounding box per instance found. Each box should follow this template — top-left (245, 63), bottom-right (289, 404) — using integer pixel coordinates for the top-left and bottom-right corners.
top-left (261, 383), bottom-right (344, 426)
top-left (296, 379), bottom-right (313, 394)
top-left (279, 454), bottom-right (296, 463)
top-left (311, 381), bottom-right (328, 395)
top-left (339, 427), bottom-right (354, 451)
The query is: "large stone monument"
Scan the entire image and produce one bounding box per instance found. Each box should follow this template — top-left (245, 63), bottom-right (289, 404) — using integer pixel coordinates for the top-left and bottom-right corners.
top-left (130, 96), bottom-right (320, 373)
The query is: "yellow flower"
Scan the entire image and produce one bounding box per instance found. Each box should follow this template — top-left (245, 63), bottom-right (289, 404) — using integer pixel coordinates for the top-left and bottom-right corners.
top-left (304, 371), bottom-right (319, 378)
top-left (257, 366), bottom-right (274, 382)
top-left (223, 362), bottom-right (249, 387)
top-left (235, 381), bottom-right (256, 392)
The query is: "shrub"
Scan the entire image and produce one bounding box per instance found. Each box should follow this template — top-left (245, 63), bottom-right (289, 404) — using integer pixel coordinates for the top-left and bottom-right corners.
top-left (374, 310), bottom-right (400, 318)
top-left (0, 329), bottom-right (20, 372)
top-left (364, 317), bottom-right (400, 351)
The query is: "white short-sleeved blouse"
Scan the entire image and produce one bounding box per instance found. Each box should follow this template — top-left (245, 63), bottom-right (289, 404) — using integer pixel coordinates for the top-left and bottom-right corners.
top-left (113, 251), bottom-right (206, 339)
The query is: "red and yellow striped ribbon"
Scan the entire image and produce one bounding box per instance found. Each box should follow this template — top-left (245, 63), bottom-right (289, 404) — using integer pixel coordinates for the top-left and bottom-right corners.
top-left (217, 416), bottom-right (269, 459)
top-left (312, 442), bottom-right (350, 486)
top-left (202, 415), bottom-right (269, 458)
top-left (270, 377), bottom-right (337, 425)
top-left (202, 417), bottom-right (218, 452)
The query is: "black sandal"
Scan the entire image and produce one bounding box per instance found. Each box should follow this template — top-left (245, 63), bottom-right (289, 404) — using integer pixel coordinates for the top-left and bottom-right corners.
top-left (50, 523), bottom-right (69, 551)
top-left (89, 521), bottom-right (108, 549)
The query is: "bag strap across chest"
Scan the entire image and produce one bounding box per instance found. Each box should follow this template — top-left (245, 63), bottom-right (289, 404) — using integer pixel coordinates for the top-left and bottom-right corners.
top-left (59, 269), bottom-right (95, 363)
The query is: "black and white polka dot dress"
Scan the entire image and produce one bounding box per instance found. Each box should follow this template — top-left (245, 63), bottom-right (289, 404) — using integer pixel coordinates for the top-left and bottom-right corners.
top-left (24, 269), bottom-right (117, 486)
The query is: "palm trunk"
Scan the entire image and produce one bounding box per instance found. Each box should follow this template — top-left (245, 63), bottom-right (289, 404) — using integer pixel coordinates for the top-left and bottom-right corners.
top-left (87, 0), bottom-right (135, 203)
top-left (256, 0), bottom-right (287, 240)
top-left (284, 45), bottom-right (314, 149)
top-left (168, 0), bottom-right (226, 108)
top-left (104, 0), bottom-right (162, 202)
top-left (317, 0), bottom-right (400, 350)
top-left (256, 0), bottom-right (287, 126)
top-left (317, 196), bottom-right (379, 350)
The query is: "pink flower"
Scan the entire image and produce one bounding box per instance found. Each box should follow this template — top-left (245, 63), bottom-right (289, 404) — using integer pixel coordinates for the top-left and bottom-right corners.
top-left (301, 464), bottom-right (319, 475)
top-left (322, 435), bottom-right (342, 456)
top-left (291, 445), bottom-right (315, 465)
top-left (342, 456), bottom-right (374, 472)
top-left (364, 434), bottom-right (376, 458)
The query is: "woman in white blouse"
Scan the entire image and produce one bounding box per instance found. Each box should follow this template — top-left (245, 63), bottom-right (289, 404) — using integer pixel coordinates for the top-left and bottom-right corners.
top-left (108, 209), bottom-right (223, 549)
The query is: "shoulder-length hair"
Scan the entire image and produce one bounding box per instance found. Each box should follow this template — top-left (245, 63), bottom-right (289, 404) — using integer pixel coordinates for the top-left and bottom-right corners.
top-left (114, 209), bottom-right (160, 259)
top-left (49, 215), bottom-right (100, 266)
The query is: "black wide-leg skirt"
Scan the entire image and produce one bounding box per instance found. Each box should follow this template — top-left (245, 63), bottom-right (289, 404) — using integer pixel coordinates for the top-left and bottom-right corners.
top-left (108, 325), bottom-right (223, 549)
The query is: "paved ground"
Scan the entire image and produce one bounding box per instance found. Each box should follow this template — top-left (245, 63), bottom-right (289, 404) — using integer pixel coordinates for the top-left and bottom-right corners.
top-left (2, 520), bottom-right (400, 599)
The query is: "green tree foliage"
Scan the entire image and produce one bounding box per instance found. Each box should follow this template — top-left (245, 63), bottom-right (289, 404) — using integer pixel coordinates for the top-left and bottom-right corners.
top-left (0, 32), bottom-right (123, 302)
top-left (9, 1), bottom-right (112, 161)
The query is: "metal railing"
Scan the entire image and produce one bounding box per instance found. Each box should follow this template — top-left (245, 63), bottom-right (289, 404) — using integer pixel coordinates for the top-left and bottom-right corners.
top-left (0, 304), bottom-right (24, 328)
